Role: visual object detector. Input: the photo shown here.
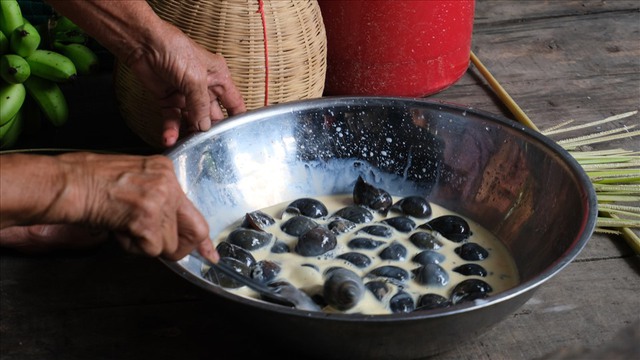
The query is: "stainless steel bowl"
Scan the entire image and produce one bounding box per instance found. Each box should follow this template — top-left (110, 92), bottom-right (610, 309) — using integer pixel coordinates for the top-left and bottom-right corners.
top-left (162, 97), bottom-right (597, 359)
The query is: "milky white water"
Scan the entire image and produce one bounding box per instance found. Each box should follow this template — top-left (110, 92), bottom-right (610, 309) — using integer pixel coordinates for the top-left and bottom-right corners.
top-left (206, 194), bottom-right (520, 315)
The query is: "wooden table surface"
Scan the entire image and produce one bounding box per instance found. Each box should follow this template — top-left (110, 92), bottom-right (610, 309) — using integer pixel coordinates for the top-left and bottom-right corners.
top-left (1, 1), bottom-right (639, 359)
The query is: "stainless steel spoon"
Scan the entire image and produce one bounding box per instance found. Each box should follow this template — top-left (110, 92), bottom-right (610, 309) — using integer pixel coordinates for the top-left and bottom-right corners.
top-left (189, 251), bottom-right (321, 312)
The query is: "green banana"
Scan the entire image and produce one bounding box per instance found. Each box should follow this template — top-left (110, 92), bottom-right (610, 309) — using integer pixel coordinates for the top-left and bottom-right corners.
top-left (25, 49), bottom-right (77, 83)
top-left (53, 41), bottom-right (99, 75)
top-left (0, 81), bottom-right (26, 125)
top-left (0, 54), bottom-right (30, 84)
top-left (9, 22), bottom-right (41, 57)
top-left (0, 108), bottom-right (23, 149)
top-left (51, 16), bottom-right (81, 34)
top-left (54, 29), bottom-right (88, 44)
top-left (0, 30), bottom-right (8, 54)
top-left (23, 75), bottom-right (68, 126)
top-left (0, 110), bottom-right (16, 139)
top-left (0, 0), bottom-right (24, 39)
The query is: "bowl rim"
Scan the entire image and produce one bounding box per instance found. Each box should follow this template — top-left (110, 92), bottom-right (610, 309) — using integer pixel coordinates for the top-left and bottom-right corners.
top-left (161, 96), bottom-right (598, 321)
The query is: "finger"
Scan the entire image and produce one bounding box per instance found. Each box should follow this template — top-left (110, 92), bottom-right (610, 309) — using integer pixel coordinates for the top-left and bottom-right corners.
top-left (183, 78), bottom-right (213, 133)
top-left (113, 232), bottom-right (148, 257)
top-left (197, 238), bottom-right (219, 263)
top-left (209, 98), bottom-right (225, 122)
top-left (160, 208), bottom-right (181, 259)
top-left (214, 81), bottom-right (246, 116)
top-left (164, 200), bottom-right (210, 261)
top-left (160, 107), bottom-right (182, 147)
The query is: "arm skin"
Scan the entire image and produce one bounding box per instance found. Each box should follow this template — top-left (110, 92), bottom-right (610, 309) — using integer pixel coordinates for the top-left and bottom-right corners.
top-left (0, 152), bottom-right (219, 262)
top-left (45, 0), bottom-right (246, 147)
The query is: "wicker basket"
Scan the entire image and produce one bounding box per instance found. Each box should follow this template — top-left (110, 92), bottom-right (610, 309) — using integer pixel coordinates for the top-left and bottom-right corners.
top-left (113, 0), bottom-right (327, 148)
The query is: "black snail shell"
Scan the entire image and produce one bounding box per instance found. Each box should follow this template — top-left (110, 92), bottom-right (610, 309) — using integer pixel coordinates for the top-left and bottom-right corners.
top-left (356, 224), bottom-right (393, 238)
top-left (412, 250), bottom-right (446, 265)
top-left (365, 280), bottom-right (391, 301)
top-left (333, 205), bottom-right (374, 224)
top-left (347, 237), bottom-right (386, 250)
top-left (413, 263), bottom-right (449, 287)
top-left (204, 257), bottom-right (250, 289)
top-left (390, 195), bottom-right (432, 219)
top-left (416, 293), bottom-right (452, 311)
top-left (421, 215), bottom-right (472, 242)
top-left (452, 263), bottom-right (488, 277)
top-left (270, 240), bottom-right (290, 254)
top-left (450, 279), bottom-right (493, 304)
top-left (216, 241), bottom-right (256, 267)
top-left (367, 265), bottom-right (410, 283)
top-left (353, 176), bottom-right (393, 213)
top-left (337, 252), bottom-right (372, 268)
top-left (323, 267), bottom-right (365, 311)
top-left (455, 242), bottom-right (489, 261)
top-left (328, 218), bottom-right (357, 235)
top-left (241, 210), bottom-right (276, 231)
top-left (295, 226), bottom-right (337, 257)
top-left (380, 216), bottom-right (417, 233)
top-left (285, 198), bottom-right (329, 219)
top-left (390, 290), bottom-right (415, 313)
top-left (226, 228), bottom-right (273, 251)
top-left (378, 242), bottom-right (408, 261)
top-left (251, 260), bottom-right (281, 283)
top-left (409, 231), bottom-right (443, 250)
top-left (266, 281), bottom-right (321, 311)
top-left (281, 215), bottom-right (319, 237)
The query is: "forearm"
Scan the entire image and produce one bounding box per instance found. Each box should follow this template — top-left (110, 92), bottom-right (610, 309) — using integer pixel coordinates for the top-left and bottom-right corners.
top-left (0, 154), bottom-right (83, 228)
top-left (44, 0), bottom-right (165, 62)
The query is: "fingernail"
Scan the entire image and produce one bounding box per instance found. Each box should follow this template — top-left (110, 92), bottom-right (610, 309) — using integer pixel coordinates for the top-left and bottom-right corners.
top-left (200, 240), bottom-right (219, 263)
top-left (164, 136), bottom-right (175, 147)
top-left (209, 249), bottom-right (220, 263)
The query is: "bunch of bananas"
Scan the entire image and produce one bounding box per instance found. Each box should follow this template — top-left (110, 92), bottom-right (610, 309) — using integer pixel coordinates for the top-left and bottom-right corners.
top-left (0, 0), bottom-right (100, 149)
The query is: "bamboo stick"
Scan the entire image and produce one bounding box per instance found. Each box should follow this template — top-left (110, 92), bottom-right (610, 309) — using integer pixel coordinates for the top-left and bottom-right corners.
top-left (469, 51), bottom-right (540, 132)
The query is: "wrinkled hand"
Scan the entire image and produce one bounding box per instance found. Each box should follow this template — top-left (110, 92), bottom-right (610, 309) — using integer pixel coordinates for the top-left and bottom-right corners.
top-left (125, 21), bottom-right (246, 148)
top-left (64, 153), bottom-right (216, 260)
top-left (0, 152), bottom-right (219, 261)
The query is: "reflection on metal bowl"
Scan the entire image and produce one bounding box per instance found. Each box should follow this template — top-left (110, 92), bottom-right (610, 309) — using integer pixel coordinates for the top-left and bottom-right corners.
top-left (162, 97), bottom-right (596, 360)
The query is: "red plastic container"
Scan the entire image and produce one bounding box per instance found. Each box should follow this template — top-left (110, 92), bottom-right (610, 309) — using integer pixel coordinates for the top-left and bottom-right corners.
top-left (318, 0), bottom-right (475, 97)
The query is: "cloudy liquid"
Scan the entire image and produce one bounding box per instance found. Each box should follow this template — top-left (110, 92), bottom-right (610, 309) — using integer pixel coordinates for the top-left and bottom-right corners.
top-left (208, 194), bottom-right (520, 315)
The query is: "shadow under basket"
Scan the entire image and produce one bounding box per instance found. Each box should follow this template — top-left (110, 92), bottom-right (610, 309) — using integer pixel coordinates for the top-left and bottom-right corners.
top-left (113, 0), bottom-right (327, 148)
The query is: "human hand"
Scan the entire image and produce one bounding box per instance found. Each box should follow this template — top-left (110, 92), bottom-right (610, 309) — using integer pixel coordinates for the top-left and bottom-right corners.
top-left (124, 21), bottom-right (246, 148)
top-left (57, 152), bottom-right (216, 260)
top-left (0, 152), bottom-right (214, 260)
top-left (0, 152), bottom-right (219, 261)
top-left (44, 0), bottom-right (247, 148)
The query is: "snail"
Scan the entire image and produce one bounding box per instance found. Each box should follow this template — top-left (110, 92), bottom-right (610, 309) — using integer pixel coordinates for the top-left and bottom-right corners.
top-left (353, 176), bottom-right (392, 213)
top-left (323, 267), bottom-right (365, 311)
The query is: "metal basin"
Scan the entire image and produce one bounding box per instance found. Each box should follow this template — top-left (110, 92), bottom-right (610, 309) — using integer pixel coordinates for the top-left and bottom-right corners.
top-left (162, 97), bottom-right (597, 359)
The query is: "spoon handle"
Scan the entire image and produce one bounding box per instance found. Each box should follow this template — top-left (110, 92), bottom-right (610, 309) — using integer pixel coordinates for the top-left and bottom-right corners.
top-left (189, 251), bottom-right (275, 294)
top-left (190, 251), bottom-right (323, 311)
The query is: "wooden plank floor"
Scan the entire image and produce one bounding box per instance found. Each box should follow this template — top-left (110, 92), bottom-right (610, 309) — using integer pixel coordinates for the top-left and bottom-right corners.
top-left (1, 1), bottom-right (639, 359)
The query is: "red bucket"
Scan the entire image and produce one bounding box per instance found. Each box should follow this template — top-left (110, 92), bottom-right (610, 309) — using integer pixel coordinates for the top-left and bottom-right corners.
top-left (318, 0), bottom-right (475, 97)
